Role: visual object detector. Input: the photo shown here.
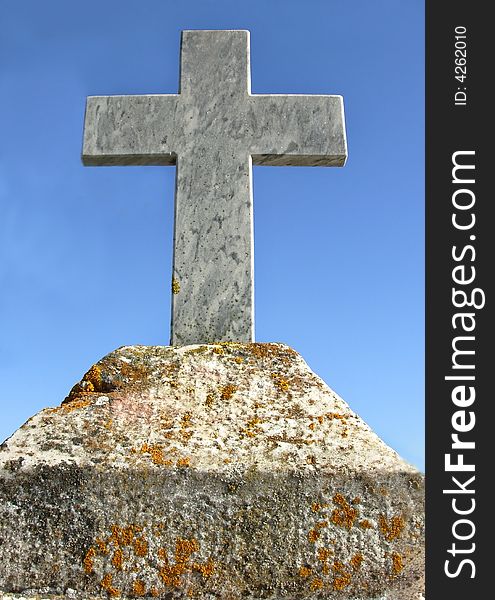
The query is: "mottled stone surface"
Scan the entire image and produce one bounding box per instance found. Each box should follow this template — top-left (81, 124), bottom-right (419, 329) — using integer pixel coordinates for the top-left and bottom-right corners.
top-left (0, 344), bottom-right (423, 599)
top-left (82, 30), bottom-right (347, 345)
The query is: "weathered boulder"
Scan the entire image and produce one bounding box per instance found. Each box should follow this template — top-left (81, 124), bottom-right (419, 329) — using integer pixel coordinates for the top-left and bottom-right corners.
top-left (0, 343), bottom-right (424, 599)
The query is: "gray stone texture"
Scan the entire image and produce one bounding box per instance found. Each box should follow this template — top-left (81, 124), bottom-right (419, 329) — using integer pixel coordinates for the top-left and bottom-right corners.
top-left (82, 31), bottom-right (347, 345)
top-left (0, 344), bottom-right (423, 599)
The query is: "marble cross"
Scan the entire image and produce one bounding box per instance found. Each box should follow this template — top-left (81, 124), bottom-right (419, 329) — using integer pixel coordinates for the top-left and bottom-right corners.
top-left (82, 30), bottom-right (347, 345)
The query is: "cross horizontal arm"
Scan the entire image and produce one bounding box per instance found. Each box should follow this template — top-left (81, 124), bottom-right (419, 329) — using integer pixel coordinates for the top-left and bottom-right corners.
top-left (82, 95), bottom-right (180, 166)
top-left (249, 94), bottom-right (347, 167)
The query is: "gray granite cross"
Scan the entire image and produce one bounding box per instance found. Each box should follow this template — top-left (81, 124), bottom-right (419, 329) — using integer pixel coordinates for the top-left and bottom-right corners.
top-left (82, 30), bottom-right (347, 345)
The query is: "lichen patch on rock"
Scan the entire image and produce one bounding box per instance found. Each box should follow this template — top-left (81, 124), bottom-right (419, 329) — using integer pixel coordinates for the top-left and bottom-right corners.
top-left (0, 343), bottom-right (424, 599)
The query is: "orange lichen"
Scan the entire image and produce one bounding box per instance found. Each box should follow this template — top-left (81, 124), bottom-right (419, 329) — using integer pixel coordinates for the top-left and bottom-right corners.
top-left (159, 562), bottom-right (184, 588)
top-left (181, 412), bottom-right (193, 441)
top-left (76, 386), bottom-right (94, 400)
top-left (213, 347), bottom-right (224, 355)
top-left (276, 379), bottom-right (290, 392)
top-left (177, 457), bottom-right (191, 467)
top-left (350, 553), bottom-right (363, 570)
top-left (133, 537), bottom-right (148, 557)
top-left (379, 515), bottom-right (405, 541)
top-left (140, 443), bottom-right (171, 466)
top-left (316, 545), bottom-right (333, 577)
top-left (316, 520), bottom-right (328, 530)
top-left (332, 561), bottom-right (352, 591)
top-left (310, 578), bottom-right (324, 591)
top-left (81, 524), bottom-right (207, 595)
top-left (326, 412), bottom-right (347, 422)
top-left (101, 573), bottom-right (120, 597)
top-left (132, 579), bottom-right (146, 596)
top-left (176, 538), bottom-right (200, 563)
top-left (220, 384), bottom-right (237, 401)
top-left (158, 547), bottom-right (167, 561)
top-left (352, 497), bottom-right (361, 504)
top-left (86, 524), bottom-right (155, 589)
top-left (60, 365), bottom-right (104, 405)
top-left (331, 493), bottom-right (358, 529)
top-left (299, 566), bottom-right (312, 578)
top-left (110, 524), bottom-right (138, 547)
top-left (308, 422), bottom-right (316, 431)
top-left (60, 398), bottom-right (92, 413)
top-left (271, 373), bottom-right (290, 392)
top-left (306, 456), bottom-right (316, 465)
top-left (310, 577), bottom-right (323, 592)
top-left (205, 393), bottom-right (215, 408)
top-left (112, 548), bottom-right (124, 570)
top-left (308, 529), bottom-right (320, 543)
top-left (96, 537), bottom-right (109, 555)
top-left (193, 558), bottom-right (215, 578)
top-left (317, 547), bottom-right (333, 562)
top-left (115, 360), bottom-right (150, 388)
top-left (249, 344), bottom-right (271, 359)
top-left (391, 552), bottom-right (404, 575)
top-left (83, 547), bottom-right (96, 574)
top-left (234, 356), bottom-right (244, 364)
top-left (359, 519), bottom-right (373, 529)
top-left (333, 575), bottom-right (351, 590)
top-left (85, 364), bottom-right (103, 389)
top-left (158, 537), bottom-right (214, 589)
top-left (241, 417), bottom-right (263, 438)
top-left (181, 412), bottom-right (192, 426)
top-left (311, 502), bottom-right (329, 513)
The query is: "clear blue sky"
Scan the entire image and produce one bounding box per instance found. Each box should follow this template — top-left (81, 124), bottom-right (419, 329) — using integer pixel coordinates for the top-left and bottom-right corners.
top-left (0, 0), bottom-right (424, 470)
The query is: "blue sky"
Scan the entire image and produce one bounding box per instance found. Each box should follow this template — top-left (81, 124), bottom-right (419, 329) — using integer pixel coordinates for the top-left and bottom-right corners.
top-left (0, 0), bottom-right (424, 469)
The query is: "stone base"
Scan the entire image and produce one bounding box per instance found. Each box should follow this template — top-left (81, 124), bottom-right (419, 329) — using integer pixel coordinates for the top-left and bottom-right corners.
top-left (0, 344), bottom-right (424, 599)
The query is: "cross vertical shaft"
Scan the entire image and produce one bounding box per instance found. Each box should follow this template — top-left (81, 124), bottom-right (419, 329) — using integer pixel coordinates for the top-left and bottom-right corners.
top-left (171, 32), bottom-right (254, 344)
